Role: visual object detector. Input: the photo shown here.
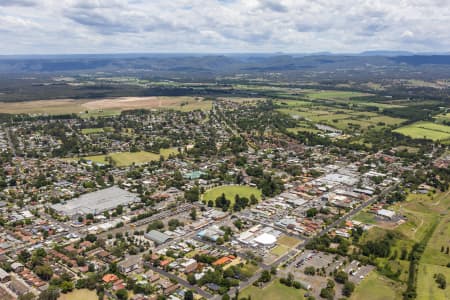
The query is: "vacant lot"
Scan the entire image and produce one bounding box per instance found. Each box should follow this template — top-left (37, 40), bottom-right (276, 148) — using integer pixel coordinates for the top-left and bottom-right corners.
top-left (202, 185), bottom-right (262, 205)
top-left (241, 279), bottom-right (305, 300)
top-left (0, 96), bottom-right (211, 116)
top-left (394, 121), bottom-right (450, 141)
top-left (350, 271), bottom-right (403, 300)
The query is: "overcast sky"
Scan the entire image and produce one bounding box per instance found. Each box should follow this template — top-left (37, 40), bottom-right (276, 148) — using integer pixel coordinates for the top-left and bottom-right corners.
top-left (0, 0), bottom-right (448, 55)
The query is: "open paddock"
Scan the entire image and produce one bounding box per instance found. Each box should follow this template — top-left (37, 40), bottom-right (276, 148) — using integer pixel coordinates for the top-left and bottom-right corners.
top-left (0, 96), bottom-right (212, 116)
top-left (393, 121), bottom-right (450, 141)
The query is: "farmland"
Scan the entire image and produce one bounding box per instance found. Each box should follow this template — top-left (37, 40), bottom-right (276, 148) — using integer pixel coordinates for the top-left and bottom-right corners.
top-left (0, 96), bottom-right (211, 116)
top-left (277, 101), bottom-right (405, 132)
top-left (393, 121), bottom-right (450, 141)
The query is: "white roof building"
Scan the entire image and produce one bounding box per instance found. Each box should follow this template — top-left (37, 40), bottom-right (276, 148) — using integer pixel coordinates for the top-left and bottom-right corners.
top-left (254, 233), bottom-right (277, 246)
top-left (377, 209), bottom-right (396, 219)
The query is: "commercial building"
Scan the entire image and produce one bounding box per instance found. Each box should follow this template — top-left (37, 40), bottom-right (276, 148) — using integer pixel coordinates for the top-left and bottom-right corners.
top-left (51, 186), bottom-right (139, 217)
top-left (144, 230), bottom-right (172, 245)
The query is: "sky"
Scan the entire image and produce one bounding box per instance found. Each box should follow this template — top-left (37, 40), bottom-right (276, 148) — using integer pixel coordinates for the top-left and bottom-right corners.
top-left (0, 0), bottom-right (449, 55)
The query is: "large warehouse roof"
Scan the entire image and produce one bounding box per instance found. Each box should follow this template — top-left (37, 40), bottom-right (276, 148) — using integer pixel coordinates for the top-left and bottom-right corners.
top-left (51, 186), bottom-right (139, 217)
top-left (254, 233), bottom-right (277, 246)
top-left (144, 230), bottom-right (172, 245)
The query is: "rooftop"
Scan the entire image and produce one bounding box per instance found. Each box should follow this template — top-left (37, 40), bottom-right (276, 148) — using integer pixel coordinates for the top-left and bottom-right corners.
top-left (51, 186), bottom-right (139, 216)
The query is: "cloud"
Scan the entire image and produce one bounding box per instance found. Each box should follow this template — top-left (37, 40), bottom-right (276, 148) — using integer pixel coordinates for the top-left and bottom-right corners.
top-left (0, 0), bottom-right (37, 6)
top-left (0, 0), bottom-right (449, 54)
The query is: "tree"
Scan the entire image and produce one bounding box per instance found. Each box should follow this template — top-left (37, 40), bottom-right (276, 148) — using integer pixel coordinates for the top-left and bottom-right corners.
top-left (259, 270), bottom-right (271, 283)
top-left (435, 273), bottom-right (447, 289)
top-left (61, 281), bottom-right (74, 293)
top-left (342, 281), bottom-right (355, 296)
top-left (35, 264), bottom-right (53, 281)
top-left (19, 249), bottom-right (31, 263)
top-left (304, 266), bottom-right (316, 275)
top-left (306, 208), bottom-right (318, 218)
top-left (85, 234), bottom-right (97, 243)
top-left (270, 266), bottom-right (277, 275)
top-left (38, 287), bottom-right (60, 300)
top-left (185, 186), bottom-right (200, 202)
top-left (116, 289), bottom-right (128, 300)
top-left (190, 208), bottom-right (197, 221)
top-left (184, 290), bottom-right (194, 300)
top-left (19, 293), bottom-right (36, 300)
top-left (187, 274), bottom-right (197, 285)
top-left (334, 270), bottom-right (348, 284)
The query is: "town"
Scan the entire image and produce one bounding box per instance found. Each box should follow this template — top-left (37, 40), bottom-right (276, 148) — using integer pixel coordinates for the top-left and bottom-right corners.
top-left (0, 85), bottom-right (449, 300)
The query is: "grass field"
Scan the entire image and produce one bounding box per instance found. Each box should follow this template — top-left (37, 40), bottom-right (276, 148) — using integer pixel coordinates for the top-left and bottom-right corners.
top-left (0, 96), bottom-right (212, 116)
top-left (350, 271), bottom-right (403, 300)
top-left (59, 289), bottom-right (98, 300)
top-left (81, 127), bottom-right (114, 134)
top-left (304, 90), bottom-right (372, 100)
top-left (359, 190), bottom-right (450, 286)
top-left (353, 211), bottom-right (376, 224)
top-left (417, 263), bottom-right (450, 300)
top-left (241, 279), bottom-right (305, 300)
top-left (277, 102), bottom-right (405, 132)
top-left (202, 185), bottom-right (262, 206)
top-left (83, 148), bottom-right (178, 166)
top-left (278, 235), bottom-right (301, 248)
top-left (394, 121), bottom-right (450, 141)
top-left (270, 245), bottom-right (290, 256)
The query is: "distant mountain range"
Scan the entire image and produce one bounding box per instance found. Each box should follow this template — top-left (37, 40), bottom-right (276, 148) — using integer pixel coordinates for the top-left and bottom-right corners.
top-left (0, 53), bottom-right (450, 74)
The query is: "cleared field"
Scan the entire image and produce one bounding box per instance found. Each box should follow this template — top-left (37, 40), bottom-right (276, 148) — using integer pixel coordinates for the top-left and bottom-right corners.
top-left (434, 113), bottom-right (450, 122)
top-left (353, 211), bottom-right (376, 224)
top-left (0, 96), bottom-right (212, 116)
top-left (286, 127), bottom-right (321, 134)
top-left (81, 128), bottom-right (104, 134)
top-left (202, 185), bottom-right (262, 205)
top-left (305, 90), bottom-right (372, 100)
top-left (241, 279), bottom-right (305, 300)
top-left (109, 151), bottom-right (160, 166)
top-left (276, 100), bottom-right (312, 107)
top-left (81, 127), bottom-right (114, 134)
top-left (417, 263), bottom-right (450, 300)
top-left (394, 122), bottom-right (450, 141)
top-left (350, 271), bottom-right (403, 300)
top-left (59, 289), bottom-right (98, 300)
